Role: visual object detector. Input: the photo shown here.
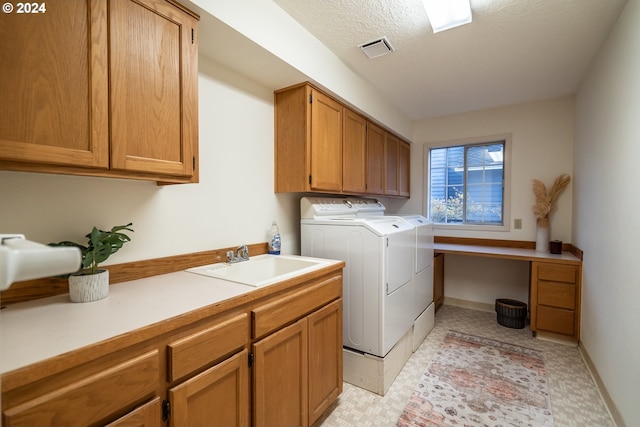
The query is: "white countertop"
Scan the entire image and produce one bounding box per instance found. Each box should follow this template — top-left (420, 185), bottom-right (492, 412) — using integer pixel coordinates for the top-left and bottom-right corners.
top-left (435, 243), bottom-right (582, 264)
top-left (0, 256), bottom-right (342, 375)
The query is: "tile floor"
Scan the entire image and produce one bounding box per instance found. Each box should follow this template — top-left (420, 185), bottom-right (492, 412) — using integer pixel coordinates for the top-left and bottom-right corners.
top-left (314, 304), bottom-right (615, 427)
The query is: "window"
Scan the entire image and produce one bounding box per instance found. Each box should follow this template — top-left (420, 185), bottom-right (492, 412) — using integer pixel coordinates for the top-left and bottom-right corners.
top-left (425, 135), bottom-right (511, 231)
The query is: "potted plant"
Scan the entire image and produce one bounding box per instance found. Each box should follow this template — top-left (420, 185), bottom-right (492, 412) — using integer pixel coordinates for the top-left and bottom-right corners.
top-left (49, 223), bottom-right (133, 303)
top-left (532, 174), bottom-right (570, 252)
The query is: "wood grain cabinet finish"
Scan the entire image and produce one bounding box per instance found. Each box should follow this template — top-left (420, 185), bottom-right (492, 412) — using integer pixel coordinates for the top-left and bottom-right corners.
top-left (252, 274), bottom-right (343, 427)
top-left (3, 350), bottom-right (160, 427)
top-left (275, 82), bottom-right (410, 198)
top-left (530, 262), bottom-right (582, 339)
top-left (433, 253), bottom-right (445, 312)
top-left (2, 267), bottom-right (344, 427)
top-left (0, 0), bottom-right (199, 184)
top-left (342, 109), bottom-right (367, 194)
top-left (366, 122), bottom-right (386, 196)
top-left (170, 349), bottom-right (249, 427)
top-left (105, 397), bottom-right (163, 427)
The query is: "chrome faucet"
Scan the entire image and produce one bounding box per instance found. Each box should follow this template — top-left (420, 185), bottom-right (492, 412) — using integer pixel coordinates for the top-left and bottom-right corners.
top-left (227, 245), bottom-right (249, 263)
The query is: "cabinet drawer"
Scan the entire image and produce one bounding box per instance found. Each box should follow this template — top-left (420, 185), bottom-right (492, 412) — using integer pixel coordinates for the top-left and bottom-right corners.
top-left (168, 313), bottom-right (249, 381)
top-left (536, 306), bottom-right (575, 336)
top-left (252, 274), bottom-right (341, 339)
top-left (537, 264), bottom-right (577, 283)
top-left (537, 282), bottom-right (576, 309)
top-left (3, 350), bottom-right (159, 427)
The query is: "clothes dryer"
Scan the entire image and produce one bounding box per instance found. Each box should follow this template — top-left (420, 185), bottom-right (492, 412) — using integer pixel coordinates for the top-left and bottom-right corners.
top-left (300, 197), bottom-right (415, 357)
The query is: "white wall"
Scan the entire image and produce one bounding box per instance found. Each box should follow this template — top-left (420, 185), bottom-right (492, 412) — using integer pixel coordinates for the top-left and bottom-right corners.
top-left (0, 56), bottom-right (302, 265)
top-left (395, 98), bottom-right (575, 307)
top-left (574, 0), bottom-right (640, 424)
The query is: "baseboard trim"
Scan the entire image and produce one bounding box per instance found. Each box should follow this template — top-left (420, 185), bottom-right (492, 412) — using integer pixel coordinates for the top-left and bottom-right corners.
top-left (444, 297), bottom-right (494, 313)
top-left (579, 344), bottom-right (625, 427)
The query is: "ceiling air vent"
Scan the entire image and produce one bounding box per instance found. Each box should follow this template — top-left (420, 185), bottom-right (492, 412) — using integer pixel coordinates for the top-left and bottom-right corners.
top-left (358, 36), bottom-right (395, 59)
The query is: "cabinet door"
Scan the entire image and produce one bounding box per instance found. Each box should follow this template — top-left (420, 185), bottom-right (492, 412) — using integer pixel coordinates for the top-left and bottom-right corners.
top-left (0, 0), bottom-right (108, 168)
top-left (308, 299), bottom-right (342, 426)
top-left (109, 0), bottom-right (197, 177)
top-left (3, 350), bottom-right (159, 427)
top-left (366, 122), bottom-right (386, 195)
top-left (342, 109), bottom-right (367, 194)
top-left (253, 318), bottom-right (308, 427)
top-left (385, 133), bottom-right (399, 195)
top-left (433, 253), bottom-right (444, 312)
top-left (310, 90), bottom-right (343, 191)
top-left (398, 141), bottom-right (410, 197)
top-left (169, 349), bottom-right (249, 427)
top-left (105, 397), bottom-right (162, 427)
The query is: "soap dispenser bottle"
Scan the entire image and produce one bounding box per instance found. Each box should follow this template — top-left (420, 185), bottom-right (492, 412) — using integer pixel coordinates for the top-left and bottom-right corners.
top-left (268, 221), bottom-right (281, 255)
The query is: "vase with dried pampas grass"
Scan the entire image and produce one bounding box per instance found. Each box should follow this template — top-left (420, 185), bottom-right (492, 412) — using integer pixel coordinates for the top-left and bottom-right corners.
top-left (532, 174), bottom-right (571, 252)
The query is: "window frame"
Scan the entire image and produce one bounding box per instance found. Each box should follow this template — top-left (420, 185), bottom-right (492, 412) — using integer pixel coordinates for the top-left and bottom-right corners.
top-left (423, 133), bottom-right (512, 232)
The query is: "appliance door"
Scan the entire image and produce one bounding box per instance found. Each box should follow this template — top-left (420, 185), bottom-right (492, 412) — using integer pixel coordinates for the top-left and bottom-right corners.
top-left (386, 230), bottom-right (414, 294)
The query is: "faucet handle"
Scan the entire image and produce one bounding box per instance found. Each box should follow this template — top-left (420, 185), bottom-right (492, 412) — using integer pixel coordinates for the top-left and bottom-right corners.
top-left (226, 250), bottom-right (235, 262)
top-left (237, 245), bottom-right (249, 259)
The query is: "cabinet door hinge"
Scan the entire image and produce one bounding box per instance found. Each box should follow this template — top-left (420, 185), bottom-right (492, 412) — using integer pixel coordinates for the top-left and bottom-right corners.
top-left (309, 93), bottom-right (313, 104)
top-left (162, 399), bottom-right (171, 421)
top-left (192, 156), bottom-right (196, 171)
top-left (248, 352), bottom-right (254, 368)
top-left (191, 28), bottom-right (194, 44)
top-left (308, 175), bottom-right (312, 185)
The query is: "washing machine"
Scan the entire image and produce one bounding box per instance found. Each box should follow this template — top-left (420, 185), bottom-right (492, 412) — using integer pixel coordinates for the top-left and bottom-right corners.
top-left (300, 197), bottom-right (415, 357)
top-left (347, 198), bottom-right (435, 349)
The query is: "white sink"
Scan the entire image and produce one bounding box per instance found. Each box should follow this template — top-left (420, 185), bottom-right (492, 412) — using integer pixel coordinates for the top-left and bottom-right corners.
top-left (185, 254), bottom-right (331, 287)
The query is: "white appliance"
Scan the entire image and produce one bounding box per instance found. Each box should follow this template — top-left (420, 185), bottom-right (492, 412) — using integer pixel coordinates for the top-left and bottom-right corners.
top-left (398, 214), bottom-right (434, 321)
top-left (347, 199), bottom-right (435, 349)
top-left (300, 197), bottom-right (415, 357)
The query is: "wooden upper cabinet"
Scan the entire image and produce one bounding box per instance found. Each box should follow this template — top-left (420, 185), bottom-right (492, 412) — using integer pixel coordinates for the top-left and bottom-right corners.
top-left (109, 0), bottom-right (197, 178)
top-left (384, 133), bottom-right (399, 196)
top-left (0, 0), bottom-right (199, 183)
top-left (310, 91), bottom-right (343, 192)
top-left (342, 109), bottom-right (367, 194)
top-left (0, 0), bottom-right (109, 168)
top-left (366, 122), bottom-right (386, 196)
top-left (274, 82), bottom-right (410, 197)
top-left (398, 140), bottom-right (411, 197)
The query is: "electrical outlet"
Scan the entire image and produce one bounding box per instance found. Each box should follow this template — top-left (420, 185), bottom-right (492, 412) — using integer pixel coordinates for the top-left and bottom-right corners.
top-left (514, 218), bottom-right (522, 229)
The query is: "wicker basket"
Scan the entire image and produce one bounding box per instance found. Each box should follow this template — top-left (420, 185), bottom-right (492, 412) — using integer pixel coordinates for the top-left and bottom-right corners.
top-left (495, 299), bottom-right (527, 329)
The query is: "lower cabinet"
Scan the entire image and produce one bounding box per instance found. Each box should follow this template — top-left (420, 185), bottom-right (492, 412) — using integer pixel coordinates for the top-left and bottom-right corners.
top-left (105, 397), bottom-right (163, 427)
top-left (169, 349), bottom-right (249, 427)
top-left (2, 350), bottom-right (160, 427)
top-left (252, 276), bottom-right (343, 427)
top-left (1, 268), bottom-right (344, 427)
top-left (530, 261), bottom-right (582, 340)
top-left (254, 319), bottom-right (308, 427)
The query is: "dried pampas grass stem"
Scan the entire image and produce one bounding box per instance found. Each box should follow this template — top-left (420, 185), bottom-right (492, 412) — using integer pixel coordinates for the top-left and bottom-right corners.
top-left (532, 174), bottom-right (570, 226)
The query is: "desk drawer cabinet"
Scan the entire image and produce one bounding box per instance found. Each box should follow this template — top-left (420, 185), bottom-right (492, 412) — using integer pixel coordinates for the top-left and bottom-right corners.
top-left (531, 262), bottom-right (582, 339)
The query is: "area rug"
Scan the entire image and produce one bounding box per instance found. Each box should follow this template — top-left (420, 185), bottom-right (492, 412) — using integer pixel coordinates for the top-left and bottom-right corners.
top-left (397, 330), bottom-right (554, 427)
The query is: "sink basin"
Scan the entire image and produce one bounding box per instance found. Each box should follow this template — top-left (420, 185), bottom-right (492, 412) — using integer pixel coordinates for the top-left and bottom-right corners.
top-left (185, 254), bottom-right (330, 287)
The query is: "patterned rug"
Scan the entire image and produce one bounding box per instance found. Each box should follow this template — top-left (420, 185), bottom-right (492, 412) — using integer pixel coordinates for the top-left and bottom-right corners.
top-left (397, 330), bottom-right (554, 427)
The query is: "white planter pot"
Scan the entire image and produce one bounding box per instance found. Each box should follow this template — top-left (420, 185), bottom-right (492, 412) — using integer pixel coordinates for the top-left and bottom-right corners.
top-left (68, 269), bottom-right (109, 303)
top-left (535, 225), bottom-right (550, 252)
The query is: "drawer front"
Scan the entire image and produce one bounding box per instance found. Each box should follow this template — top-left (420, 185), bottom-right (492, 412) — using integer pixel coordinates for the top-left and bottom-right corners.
top-left (536, 306), bottom-right (575, 336)
top-left (4, 350), bottom-right (159, 427)
top-left (537, 282), bottom-right (576, 309)
top-left (537, 264), bottom-right (577, 284)
top-left (252, 274), bottom-right (342, 339)
top-left (168, 313), bottom-right (249, 381)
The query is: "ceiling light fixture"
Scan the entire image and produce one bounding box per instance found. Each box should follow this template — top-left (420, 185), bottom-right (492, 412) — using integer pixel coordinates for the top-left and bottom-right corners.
top-left (422, 0), bottom-right (472, 33)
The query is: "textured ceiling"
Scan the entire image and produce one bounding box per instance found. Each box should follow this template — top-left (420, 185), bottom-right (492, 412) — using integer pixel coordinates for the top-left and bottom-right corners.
top-left (272, 0), bottom-right (627, 120)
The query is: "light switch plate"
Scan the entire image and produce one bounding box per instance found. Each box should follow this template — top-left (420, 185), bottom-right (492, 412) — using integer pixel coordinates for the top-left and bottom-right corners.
top-left (514, 218), bottom-right (522, 229)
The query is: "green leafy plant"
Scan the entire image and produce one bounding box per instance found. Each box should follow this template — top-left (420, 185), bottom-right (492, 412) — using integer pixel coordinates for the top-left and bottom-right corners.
top-left (49, 223), bottom-right (134, 275)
